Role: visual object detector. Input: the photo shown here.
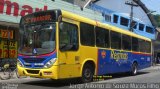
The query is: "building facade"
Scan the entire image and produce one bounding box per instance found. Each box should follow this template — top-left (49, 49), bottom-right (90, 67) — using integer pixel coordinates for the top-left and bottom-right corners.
top-left (0, 0), bottom-right (102, 28)
top-left (60, 0), bottom-right (157, 40)
top-left (90, 0), bottom-right (157, 40)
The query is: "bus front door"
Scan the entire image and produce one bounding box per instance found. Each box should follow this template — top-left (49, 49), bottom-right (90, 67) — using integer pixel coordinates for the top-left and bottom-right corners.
top-left (58, 20), bottom-right (80, 79)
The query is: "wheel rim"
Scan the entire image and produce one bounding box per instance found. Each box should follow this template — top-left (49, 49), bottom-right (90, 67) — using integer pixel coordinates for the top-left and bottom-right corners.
top-left (133, 64), bottom-right (137, 75)
top-left (83, 67), bottom-right (93, 82)
top-left (133, 66), bottom-right (137, 74)
top-left (84, 68), bottom-right (91, 79)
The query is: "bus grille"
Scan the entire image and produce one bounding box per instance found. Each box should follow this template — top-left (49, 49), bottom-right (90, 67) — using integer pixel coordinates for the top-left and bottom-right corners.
top-left (26, 70), bottom-right (40, 74)
top-left (23, 58), bottom-right (45, 63)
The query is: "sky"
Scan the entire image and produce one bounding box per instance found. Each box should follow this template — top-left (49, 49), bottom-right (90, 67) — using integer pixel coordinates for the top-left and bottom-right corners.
top-left (142, 0), bottom-right (160, 14)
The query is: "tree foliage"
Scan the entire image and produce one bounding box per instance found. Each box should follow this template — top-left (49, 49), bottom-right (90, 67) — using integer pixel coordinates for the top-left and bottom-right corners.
top-left (154, 14), bottom-right (160, 27)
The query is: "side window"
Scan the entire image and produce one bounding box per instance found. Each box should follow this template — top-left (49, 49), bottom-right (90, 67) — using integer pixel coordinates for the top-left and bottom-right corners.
top-left (139, 23), bottom-right (144, 31)
top-left (96, 27), bottom-right (110, 48)
top-left (80, 22), bottom-right (95, 46)
top-left (113, 15), bottom-right (119, 23)
top-left (120, 17), bottom-right (129, 27)
top-left (145, 41), bottom-right (151, 53)
top-left (105, 14), bottom-right (111, 22)
top-left (139, 39), bottom-right (146, 52)
top-left (59, 22), bottom-right (78, 51)
top-left (146, 26), bottom-right (154, 33)
top-left (122, 34), bottom-right (131, 51)
top-left (110, 31), bottom-right (121, 49)
top-left (132, 21), bottom-right (137, 29)
top-left (132, 37), bottom-right (139, 51)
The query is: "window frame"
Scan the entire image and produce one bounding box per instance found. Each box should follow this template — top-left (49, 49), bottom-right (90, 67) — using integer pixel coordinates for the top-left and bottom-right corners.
top-left (132, 37), bottom-right (139, 52)
top-left (80, 22), bottom-right (95, 47)
top-left (59, 21), bottom-right (79, 51)
top-left (110, 31), bottom-right (122, 50)
top-left (122, 34), bottom-right (132, 51)
top-left (113, 15), bottom-right (119, 24)
top-left (139, 39), bottom-right (146, 52)
top-left (95, 27), bottom-right (110, 48)
top-left (132, 21), bottom-right (137, 29)
top-left (120, 17), bottom-right (129, 27)
top-left (145, 41), bottom-right (151, 53)
top-left (139, 23), bottom-right (144, 31)
top-left (104, 14), bottom-right (111, 22)
top-left (146, 26), bottom-right (154, 34)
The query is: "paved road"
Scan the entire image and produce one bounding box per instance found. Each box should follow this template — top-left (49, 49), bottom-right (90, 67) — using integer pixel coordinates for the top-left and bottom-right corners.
top-left (0, 66), bottom-right (160, 89)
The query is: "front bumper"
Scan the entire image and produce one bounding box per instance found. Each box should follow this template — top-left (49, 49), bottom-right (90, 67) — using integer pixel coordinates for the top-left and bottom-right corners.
top-left (17, 65), bottom-right (58, 79)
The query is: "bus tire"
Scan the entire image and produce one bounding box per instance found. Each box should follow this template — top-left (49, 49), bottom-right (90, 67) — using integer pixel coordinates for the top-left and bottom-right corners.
top-left (81, 64), bottom-right (94, 83)
top-left (131, 62), bottom-right (138, 76)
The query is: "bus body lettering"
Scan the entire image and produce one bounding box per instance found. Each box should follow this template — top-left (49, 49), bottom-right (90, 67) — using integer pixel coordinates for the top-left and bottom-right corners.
top-left (110, 50), bottom-right (128, 60)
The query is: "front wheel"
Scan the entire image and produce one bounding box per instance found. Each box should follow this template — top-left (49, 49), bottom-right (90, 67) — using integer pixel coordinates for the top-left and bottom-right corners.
top-left (81, 64), bottom-right (94, 83)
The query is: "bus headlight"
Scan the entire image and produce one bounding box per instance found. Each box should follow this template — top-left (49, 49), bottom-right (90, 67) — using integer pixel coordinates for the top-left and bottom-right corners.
top-left (17, 58), bottom-right (24, 67)
top-left (44, 58), bottom-right (57, 68)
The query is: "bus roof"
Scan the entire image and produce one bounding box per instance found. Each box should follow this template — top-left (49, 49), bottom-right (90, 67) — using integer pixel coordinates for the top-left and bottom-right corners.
top-left (61, 10), bottom-right (151, 42)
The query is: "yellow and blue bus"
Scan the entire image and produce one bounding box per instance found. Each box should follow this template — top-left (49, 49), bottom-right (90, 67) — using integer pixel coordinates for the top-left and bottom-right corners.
top-left (18, 9), bottom-right (152, 82)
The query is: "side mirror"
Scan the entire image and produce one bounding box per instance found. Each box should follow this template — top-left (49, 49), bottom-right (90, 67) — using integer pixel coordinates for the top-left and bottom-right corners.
top-left (59, 22), bottom-right (63, 30)
top-left (58, 15), bottom-right (62, 22)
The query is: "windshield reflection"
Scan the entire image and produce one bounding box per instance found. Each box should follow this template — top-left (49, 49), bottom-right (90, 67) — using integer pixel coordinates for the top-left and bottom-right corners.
top-left (19, 23), bottom-right (56, 55)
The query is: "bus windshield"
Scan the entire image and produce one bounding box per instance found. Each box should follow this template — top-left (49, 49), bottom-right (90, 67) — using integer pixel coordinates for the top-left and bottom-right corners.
top-left (19, 23), bottom-right (56, 55)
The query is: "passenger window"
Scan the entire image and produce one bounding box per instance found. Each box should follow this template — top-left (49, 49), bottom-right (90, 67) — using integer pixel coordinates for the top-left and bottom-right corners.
top-left (146, 26), bottom-right (154, 33)
top-left (110, 31), bottom-right (121, 49)
top-left (105, 14), bottom-right (111, 22)
top-left (96, 27), bottom-right (110, 48)
top-left (113, 15), bottom-right (119, 23)
top-left (80, 22), bottom-right (95, 46)
top-left (139, 23), bottom-right (144, 31)
top-left (132, 21), bottom-right (137, 29)
top-left (120, 17), bottom-right (129, 27)
top-left (139, 39), bottom-right (146, 52)
top-left (59, 22), bottom-right (78, 51)
top-left (145, 41), bottom-right (151, 53)
top-left (122, 34), bottom-right (131, 50)
top-left (132, 37), bottom-right (139, 51)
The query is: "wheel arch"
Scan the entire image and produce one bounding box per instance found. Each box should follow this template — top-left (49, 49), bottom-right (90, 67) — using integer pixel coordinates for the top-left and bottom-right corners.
top-left (132, 60), bottom-right (138, 67)
top-left (80, 59), bottom-right (96, 76)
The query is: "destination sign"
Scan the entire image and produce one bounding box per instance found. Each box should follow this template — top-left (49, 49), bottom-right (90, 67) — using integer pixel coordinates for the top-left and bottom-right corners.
top-left (23, 11), bottom-right (56, 24)
top-left (24, 15), bottom-right (51, 24)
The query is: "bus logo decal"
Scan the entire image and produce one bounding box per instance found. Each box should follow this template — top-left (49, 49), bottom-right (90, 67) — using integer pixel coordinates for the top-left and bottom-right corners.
top-left (101, 50), bottom-right (106, 59)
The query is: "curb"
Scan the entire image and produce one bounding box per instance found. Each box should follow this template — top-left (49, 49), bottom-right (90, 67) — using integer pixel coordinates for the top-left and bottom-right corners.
top-left (143, 65), bottom-right (160, 71)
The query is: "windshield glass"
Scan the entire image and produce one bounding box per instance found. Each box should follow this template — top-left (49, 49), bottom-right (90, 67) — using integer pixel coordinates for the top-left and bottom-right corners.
top-left (19, 23), bottom-right (56, 55)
